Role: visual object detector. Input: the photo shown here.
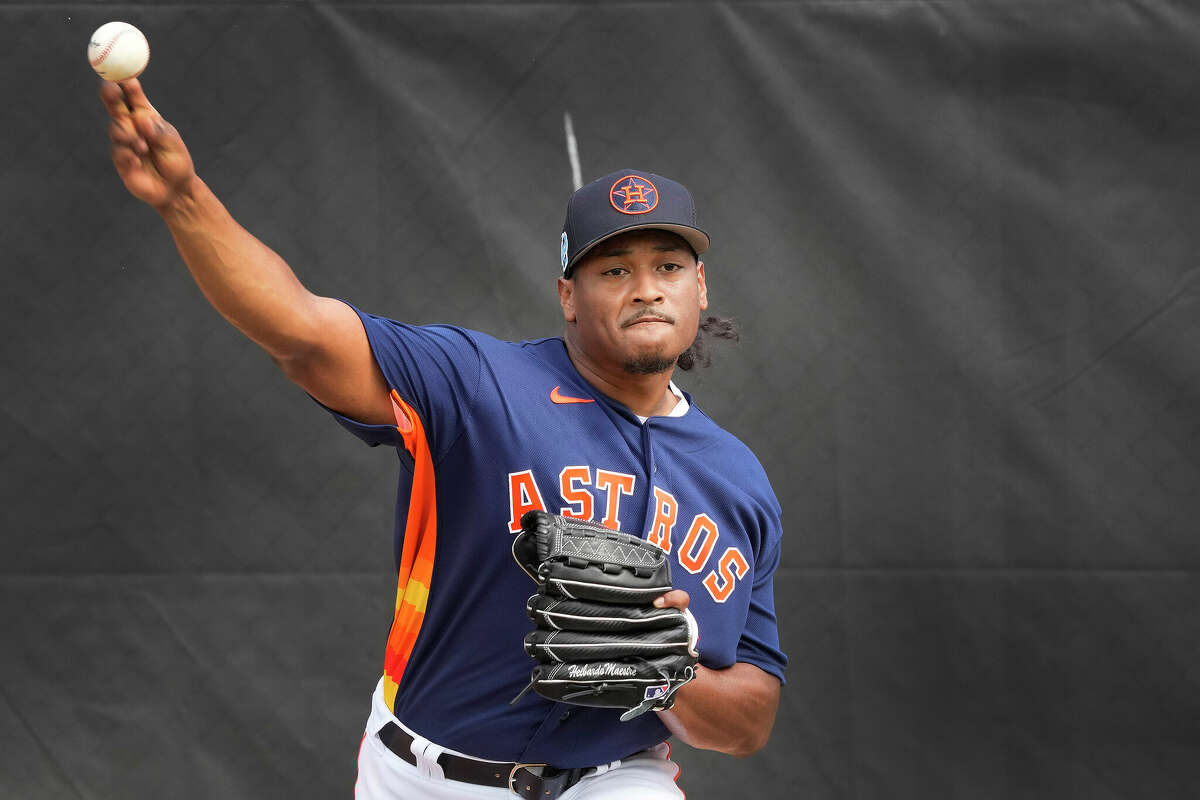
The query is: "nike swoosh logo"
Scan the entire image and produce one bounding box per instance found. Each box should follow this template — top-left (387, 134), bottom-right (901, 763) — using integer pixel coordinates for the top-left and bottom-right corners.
top-left (550, 386), bottom-right (595, 405)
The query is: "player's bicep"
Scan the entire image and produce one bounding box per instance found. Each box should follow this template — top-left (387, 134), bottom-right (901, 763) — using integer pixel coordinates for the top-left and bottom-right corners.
top-left (278, 295), bottom-right (394, 425)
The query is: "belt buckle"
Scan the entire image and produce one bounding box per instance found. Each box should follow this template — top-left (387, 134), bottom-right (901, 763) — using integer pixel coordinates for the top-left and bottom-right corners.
top-left (508, 763), bottom-right (547, 798)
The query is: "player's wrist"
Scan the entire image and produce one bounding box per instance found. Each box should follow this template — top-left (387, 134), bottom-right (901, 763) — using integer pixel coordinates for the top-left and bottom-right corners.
top-left (154, 175), bottom-right (206, 222)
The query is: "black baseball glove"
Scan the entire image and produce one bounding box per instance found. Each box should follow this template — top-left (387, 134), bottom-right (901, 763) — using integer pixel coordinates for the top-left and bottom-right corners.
top-left (510, 510), bottom-right (699, 721)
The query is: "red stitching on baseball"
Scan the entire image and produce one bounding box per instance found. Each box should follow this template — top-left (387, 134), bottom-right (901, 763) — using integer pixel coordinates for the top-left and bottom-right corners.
top-left (90, 28), bottom-right (133, 67)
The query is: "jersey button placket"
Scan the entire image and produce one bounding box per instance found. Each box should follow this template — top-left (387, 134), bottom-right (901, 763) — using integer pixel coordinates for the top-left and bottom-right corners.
top-left (642, 420), bottom-right (656, 475)
top-left (641, 421), bottom-right (658, 524)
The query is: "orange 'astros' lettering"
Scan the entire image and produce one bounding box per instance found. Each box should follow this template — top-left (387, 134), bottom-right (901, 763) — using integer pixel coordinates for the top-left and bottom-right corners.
top-left (702, 546), bottom-right (749, 603)
top-left (507, 470), bottom-right (546, 532)
top-left (595, 470), bottom-right (636, 530)
top-left (506, 468), bottom-right (733, 579)
top-left (646, 487), bottom-right (679, 553)
top-left (559, 466), bottom-right (594, 520)
top-left (678, 513), bottom-right (719, 574)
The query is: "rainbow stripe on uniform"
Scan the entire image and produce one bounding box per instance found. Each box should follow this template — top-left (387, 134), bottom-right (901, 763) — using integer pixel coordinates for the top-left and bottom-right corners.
top-left (382, 390), bottom-right (437, 710)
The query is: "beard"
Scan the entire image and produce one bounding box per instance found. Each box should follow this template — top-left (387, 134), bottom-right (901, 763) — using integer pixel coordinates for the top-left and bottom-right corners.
top-left (622, 352), bottom-right (679, 375)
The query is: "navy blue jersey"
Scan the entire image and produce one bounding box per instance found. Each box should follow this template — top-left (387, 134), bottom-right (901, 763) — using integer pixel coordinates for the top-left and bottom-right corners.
top-left (325, 303), bottom-right (787, 768)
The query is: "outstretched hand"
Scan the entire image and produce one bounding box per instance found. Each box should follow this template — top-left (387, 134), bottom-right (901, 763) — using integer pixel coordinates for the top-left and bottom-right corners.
top-left (100, 78), bottom-right (195, 211)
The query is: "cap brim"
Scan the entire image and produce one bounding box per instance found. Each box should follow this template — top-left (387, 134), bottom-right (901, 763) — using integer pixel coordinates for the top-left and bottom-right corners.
top-left (566, 223), bottom-right (710, 272)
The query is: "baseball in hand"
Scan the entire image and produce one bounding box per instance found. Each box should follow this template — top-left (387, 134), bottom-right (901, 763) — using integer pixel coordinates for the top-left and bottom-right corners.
top-left (88, 22), bottom-right (150, 82)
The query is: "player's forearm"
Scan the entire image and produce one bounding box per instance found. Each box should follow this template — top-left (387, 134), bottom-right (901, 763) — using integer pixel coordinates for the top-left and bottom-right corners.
top-left (656, 663), bottom-right (780, 757)
top-left (157, 177), bottom-right (321, 361)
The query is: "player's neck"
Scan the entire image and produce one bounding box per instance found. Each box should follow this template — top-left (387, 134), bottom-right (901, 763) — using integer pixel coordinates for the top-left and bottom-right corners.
top-left (565, 340), bottom-right (678, 418)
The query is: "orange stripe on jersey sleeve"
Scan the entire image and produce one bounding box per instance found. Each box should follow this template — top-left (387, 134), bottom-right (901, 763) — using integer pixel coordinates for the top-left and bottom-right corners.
top-left (382, 390), bottom-right (438, 712)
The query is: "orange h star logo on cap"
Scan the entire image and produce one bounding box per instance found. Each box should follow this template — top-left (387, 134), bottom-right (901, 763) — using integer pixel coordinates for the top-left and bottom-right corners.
top-left (617, 183), bottom-right (649, 208)
top-left (609, 175), bottom-right (659, 215)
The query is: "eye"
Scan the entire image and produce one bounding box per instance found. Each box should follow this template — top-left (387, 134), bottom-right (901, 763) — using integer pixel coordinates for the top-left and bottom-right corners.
top-left (659, 262), bottom-right (684, 272)
top-left (602, 266), bottom-right (629, 277)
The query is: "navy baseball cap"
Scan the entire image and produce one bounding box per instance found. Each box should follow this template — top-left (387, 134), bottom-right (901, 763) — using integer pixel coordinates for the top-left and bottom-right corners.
top-left (560, 169), bottom-right (710, 275)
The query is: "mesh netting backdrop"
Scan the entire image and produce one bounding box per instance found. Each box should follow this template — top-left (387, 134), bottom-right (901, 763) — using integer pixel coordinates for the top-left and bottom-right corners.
top-left (4, 1), bottom-right (1200, 797)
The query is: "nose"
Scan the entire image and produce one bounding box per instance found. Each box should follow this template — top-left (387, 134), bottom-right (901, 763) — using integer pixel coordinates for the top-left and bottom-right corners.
top-left (630, 270), bottom-right (665, 305)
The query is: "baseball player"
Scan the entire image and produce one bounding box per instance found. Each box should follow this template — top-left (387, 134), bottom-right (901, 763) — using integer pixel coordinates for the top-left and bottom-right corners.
top-left (100, 77), bottom-right (786, 800)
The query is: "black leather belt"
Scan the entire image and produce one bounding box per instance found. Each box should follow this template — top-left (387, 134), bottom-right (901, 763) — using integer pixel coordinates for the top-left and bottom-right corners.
top-left (377, 721), bottom-right (588, 800)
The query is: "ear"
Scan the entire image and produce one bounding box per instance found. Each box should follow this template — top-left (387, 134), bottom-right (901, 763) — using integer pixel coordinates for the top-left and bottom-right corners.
top-left (557, 276), bottom-right (576, 323)
top-left (696, 261), bottom-right (708, 311)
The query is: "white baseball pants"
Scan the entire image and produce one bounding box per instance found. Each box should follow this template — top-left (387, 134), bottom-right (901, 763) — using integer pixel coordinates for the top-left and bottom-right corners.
top-left (354, 678), bottom-right (685, 800)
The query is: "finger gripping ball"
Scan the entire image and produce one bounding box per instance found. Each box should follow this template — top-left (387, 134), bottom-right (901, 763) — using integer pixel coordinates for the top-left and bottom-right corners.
top-left (88, 22), bottom-right (150, 82)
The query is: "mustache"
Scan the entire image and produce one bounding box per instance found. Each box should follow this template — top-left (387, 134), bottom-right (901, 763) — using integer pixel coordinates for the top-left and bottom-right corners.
top-left (622, 310), bottom-right (675, 327)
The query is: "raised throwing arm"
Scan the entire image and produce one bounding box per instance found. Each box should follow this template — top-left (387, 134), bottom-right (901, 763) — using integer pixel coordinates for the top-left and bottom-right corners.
top-left (100, 78), bottom-right (392, 425)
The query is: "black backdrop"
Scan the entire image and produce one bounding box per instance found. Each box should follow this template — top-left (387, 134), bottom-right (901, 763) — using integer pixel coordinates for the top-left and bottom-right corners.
top-left (4, 1), bottom-right (1200, 797)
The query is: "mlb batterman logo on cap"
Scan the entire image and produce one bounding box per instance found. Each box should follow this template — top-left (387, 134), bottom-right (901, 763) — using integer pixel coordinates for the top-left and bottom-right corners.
top-left (560, 169), bottom-right (710, 275)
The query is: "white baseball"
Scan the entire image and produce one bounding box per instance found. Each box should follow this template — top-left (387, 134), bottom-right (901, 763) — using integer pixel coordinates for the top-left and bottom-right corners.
top-left (87, 22), bottom-right (150, 82)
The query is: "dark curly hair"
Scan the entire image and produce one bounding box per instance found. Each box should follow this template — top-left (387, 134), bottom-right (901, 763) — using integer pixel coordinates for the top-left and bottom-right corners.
top-left (676, 315), bottom-right (740, 371)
